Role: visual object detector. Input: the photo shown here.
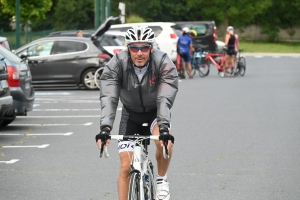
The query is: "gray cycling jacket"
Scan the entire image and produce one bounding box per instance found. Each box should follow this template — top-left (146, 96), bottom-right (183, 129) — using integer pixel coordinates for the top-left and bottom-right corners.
top-left (99, 49), bottom-right (179, 130)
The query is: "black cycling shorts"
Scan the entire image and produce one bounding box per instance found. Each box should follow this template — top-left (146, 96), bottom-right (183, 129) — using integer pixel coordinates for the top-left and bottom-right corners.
top-left (118, 106), bottom-right (157, 153)
top-left (226, 48), bottom-right (237, 56)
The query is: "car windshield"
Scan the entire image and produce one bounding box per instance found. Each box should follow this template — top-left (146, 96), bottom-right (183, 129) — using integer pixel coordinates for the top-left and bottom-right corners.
top-left (171, 25), bottom-right (182, 37)
top-left (182, 24), bottom-right (207, 36)
top-left (0, 46), bottom-right (22, 63)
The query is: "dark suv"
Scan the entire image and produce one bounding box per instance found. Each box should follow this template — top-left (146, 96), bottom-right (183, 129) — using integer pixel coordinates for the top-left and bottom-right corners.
top-left (0, 56), bottom-right (13, 126)
top-left (175, 21), bottom-right (218, 52)
top-left (14, 17), bottom-right (119, 90)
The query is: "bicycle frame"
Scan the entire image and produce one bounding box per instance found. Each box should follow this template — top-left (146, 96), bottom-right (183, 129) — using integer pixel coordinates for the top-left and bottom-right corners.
top-left (205, 52), bottom-right (226, 71)
top-left (102, 134), bottom-right (160, 200)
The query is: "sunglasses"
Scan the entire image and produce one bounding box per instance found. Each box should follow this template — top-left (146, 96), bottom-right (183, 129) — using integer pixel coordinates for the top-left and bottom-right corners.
top-left (128, 45), bottom-right (152, 53)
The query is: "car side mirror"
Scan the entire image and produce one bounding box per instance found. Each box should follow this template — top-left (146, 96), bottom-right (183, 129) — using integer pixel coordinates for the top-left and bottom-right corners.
top-left (20, 52), bottom-right (28, 59)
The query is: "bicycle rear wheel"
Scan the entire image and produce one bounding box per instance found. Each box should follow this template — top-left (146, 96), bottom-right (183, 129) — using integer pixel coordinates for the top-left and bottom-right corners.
top-left (128, 173), bottom-right (141, 200)
top-left (238, 57), bottom-right (246, 76)
top-left (199, 59), bottom-right (210, 77)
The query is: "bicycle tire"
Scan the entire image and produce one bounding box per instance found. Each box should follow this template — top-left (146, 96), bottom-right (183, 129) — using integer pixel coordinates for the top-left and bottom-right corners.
top-left (94, 67), bottom-right (104, 89)
top-left (147, 161), bottom-right (156, 200)
top-left (238, 57), bottom-right (246, 76)
top-left (128, 172), bottom-right (141, 200)
top-left (199, 59), bottom-right (210, 77)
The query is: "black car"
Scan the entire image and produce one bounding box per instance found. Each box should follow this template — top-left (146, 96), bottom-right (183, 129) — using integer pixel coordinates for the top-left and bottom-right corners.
top-left (0, 45), bottom-right (35, 126)
top-left (0, 56), bottom-right (13, 126)
top-left (175, 21), bottom-right (218, 52)
top-left (14, 16), bottom-right (119, 90)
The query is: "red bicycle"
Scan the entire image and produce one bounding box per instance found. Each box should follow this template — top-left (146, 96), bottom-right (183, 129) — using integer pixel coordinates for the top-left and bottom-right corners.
top-left (200, 51), bottom-right (243, 77)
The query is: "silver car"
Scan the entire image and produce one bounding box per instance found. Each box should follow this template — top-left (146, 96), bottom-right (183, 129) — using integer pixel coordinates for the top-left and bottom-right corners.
top-left (0, 46), bottom-right (35, 126)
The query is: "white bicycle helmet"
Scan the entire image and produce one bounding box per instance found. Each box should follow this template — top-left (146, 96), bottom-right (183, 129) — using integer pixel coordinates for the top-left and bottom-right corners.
top-left (227, 26), bottom-right (234, 32)
top-left (182, 27), bottom-right (190, 33)
top-left (125, 25), bottom-right (155, 44)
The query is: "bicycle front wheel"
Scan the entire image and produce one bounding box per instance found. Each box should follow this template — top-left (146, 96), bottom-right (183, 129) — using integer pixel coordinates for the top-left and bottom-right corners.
top-left (238, 57), bottom-right (246, 76)
top-left (199, 59), bottom-right (210, 77)
top-left (147, 162), bottom-right (156, 200)
top-left (128, 173), bottom-right (141, 200)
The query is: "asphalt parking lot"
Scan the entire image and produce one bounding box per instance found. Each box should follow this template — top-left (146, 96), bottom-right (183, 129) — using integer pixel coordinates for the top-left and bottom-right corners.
top-left (1, 55), bottom-right (300, 200)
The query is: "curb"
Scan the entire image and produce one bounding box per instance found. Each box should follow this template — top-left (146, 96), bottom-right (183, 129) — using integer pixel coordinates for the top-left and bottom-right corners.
top-left (242, 53), bottom-right (300, 56)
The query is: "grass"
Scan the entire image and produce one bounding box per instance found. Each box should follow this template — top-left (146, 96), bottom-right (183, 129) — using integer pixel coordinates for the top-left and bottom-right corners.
top-left (239, 40), bottom-right (300, 53)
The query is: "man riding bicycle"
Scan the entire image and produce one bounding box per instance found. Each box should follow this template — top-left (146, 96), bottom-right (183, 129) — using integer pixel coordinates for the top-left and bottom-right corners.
top-left (95, 25), bottom-right (178, 200)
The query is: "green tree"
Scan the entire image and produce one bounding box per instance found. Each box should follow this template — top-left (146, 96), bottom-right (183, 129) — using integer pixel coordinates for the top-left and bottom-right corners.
top-left (111, 0), bottom-right (190, 22)
top-left (52, 0), bottom-right (94, 30)
top-left (0, 0), bottom-right (52, 27)
top-left (254, 0), bottom-right (300, 41)
top-left (0, 2), bottom-right (13, 31)
top-left (187, 0), bottom-right (272, 36)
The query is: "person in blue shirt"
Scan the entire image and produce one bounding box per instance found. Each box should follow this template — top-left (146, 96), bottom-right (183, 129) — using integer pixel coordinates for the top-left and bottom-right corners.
top-left (177, 27), bottom-right (193, 78)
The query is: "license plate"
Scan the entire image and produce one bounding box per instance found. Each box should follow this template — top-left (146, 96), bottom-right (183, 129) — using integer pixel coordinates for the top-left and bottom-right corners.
top-left (1, 80), bottom-right (8, 88)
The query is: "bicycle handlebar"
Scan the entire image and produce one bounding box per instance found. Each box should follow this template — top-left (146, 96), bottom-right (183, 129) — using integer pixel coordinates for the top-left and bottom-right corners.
top-left (100, 135), bottom-right (171, 159)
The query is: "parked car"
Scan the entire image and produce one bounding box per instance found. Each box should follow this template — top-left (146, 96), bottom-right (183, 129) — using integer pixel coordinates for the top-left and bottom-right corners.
top-left (14, 17), bottom-right (118, 90)
top-left (110, 22), bottom-right (182, 62)
top-left (174, 21), bottom-right (219, 52)
top-left (0, 56), bottom-right (13, 126)
top-left (0, 45), bottom-right (35, 126)
top-left (0, 37), bottom-right (11, 51)
top-left (47, 29), bottom-right (126, 56)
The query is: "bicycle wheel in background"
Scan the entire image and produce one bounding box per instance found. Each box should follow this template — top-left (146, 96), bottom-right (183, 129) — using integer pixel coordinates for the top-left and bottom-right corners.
top-left (128, 173), bottom-right (140, 200)
top-left (94, 67), bottom-right (104, 89)
top-left (198, 58), bottom-right (210, 77)
top-left (238, 57), bottom-right (246, 76)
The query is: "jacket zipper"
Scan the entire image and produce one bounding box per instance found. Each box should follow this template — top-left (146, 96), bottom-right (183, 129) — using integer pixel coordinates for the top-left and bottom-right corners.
top-left (132, 68), bottom-right (152, 113)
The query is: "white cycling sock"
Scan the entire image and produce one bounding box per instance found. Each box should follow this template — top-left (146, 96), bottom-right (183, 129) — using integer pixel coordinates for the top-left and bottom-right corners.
top-left (156, 174), bottom-right (167, 181)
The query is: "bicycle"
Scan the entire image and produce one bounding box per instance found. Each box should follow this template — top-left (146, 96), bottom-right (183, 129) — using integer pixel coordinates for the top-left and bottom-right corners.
top-left (99, 123), bottom-right (170, 200)
top-left (199, 51), bottom-right (241, 77)
top-left (191, 47), bottom-right (209, 77)
top-left (234, 49), bottom-right (246, 76)
top-left (94, 67), bottom-right (104, 89)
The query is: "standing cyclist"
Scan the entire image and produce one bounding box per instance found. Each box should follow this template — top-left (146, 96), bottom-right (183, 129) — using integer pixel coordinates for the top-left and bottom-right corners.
top-left (95, 25), bottom-right (178, 200)
top-left (177, 27), bottom-right (193, 78)
top-left (224, 26), bottom-right (238, 76)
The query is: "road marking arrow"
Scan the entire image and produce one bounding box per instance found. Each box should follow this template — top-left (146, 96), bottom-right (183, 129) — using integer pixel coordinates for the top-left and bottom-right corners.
top-left (0, 159), bottom-right (19, 164)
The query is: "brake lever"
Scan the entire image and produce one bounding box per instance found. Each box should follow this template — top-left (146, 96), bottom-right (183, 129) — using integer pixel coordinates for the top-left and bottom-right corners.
top-left (163, 140), bottom-right (169, 159)
top-left (100, 140), bottom-right (105, 158)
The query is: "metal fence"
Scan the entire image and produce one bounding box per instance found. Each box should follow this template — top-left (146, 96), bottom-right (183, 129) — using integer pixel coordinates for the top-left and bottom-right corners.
top-left (0, 29), bottom-right (55, 50)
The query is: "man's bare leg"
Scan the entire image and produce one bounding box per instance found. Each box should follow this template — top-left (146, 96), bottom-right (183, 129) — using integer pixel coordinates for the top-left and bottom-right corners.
top-left (118, 152), bottom-right (133, 200)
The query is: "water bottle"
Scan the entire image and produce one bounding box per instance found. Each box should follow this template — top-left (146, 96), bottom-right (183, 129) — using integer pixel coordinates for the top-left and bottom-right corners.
top-left (144, 173), bottom-right (150, 200)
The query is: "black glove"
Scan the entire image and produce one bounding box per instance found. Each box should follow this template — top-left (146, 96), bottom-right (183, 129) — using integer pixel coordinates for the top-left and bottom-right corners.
top-left (95, 126), bottom-right (111, 143)
top-left (159, 125), bottom-right (174, 144)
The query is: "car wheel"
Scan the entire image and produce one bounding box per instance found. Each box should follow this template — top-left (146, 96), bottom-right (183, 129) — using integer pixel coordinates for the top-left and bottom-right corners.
top-left (81, 68), bottom-right (99, 90)
top-left (1, 112), bottom-right (16, 127)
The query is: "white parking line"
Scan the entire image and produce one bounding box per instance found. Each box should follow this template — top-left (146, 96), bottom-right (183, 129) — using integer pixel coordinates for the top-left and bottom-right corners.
top-left (3, 144), bottom-right (50, 148)
top-left (9, 123), bottom-right (93, 126)
top-left (34, 100), bottom-right (99, 103)
top-left (35, 92), bottom-right (73, 95)
top-left (0, 132), bottom-right (73, 136)
top-left (33, 109), bottom-right (101, 111)
top-left (0, 159), bottom-right (19, 164)
top-left (18, 115), bottom-right (100, 118)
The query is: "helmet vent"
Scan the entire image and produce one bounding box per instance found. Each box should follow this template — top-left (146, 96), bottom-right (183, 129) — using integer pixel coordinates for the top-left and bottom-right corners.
top-left (131, 34), bottom-right (137, 40)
